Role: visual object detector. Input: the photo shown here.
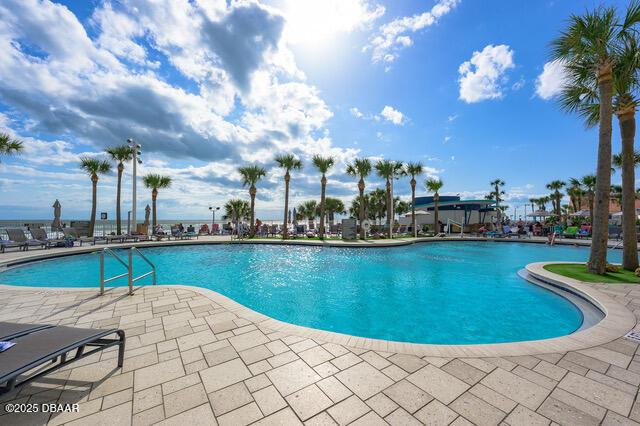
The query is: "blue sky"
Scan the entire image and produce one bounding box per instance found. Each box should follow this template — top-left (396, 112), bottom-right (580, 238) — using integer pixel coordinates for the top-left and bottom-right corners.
top-left (0, 0), bottom-right (630, 220)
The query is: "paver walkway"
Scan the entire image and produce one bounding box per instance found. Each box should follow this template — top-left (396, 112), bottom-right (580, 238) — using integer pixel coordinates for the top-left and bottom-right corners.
top-left (0, 282), bottom-right (639, 425)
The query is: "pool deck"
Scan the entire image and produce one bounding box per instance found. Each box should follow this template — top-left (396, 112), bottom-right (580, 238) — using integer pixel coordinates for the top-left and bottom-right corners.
top-left (1, 238), bottom-right (640, 425)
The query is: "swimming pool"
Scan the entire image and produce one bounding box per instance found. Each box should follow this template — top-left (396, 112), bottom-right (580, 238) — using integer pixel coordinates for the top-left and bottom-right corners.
top-left (0, 241), bottom-right (619, 345)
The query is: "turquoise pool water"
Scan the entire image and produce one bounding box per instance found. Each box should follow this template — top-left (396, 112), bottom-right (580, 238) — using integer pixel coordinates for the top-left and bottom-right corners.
top-left (0, 242), bottom-right (620, 344)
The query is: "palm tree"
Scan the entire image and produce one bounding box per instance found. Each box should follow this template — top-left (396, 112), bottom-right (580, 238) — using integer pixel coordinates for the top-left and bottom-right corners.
top-left (238, 165), bottom-right (267, 237)
top-left (275, 154), bottom-right (302, 239)
top-left (552, 2), bottom-right (640, 273)
top-left (297, 200), bottom-right (318, 229)
top-left (349, 194), bottom-right (369, 220)
top-left (529, 197), bottom-right (537, 213)
top-left (369, 189), bottom-right (387, 224)
top-left (490, 179), bottom-right (506, 225)
top-left (0, 133), bottom-right (23, 162)
top-left (375, 160), bottom-right (396, 238)
top-left (405, 162), bottom-right (423, 237)
top-left (106, 145), bottom-right (134, 235)
top-left (79, 157), bottom-right (111, 237)
top-left (142, 174), bottom-right (172, 228)
top-left (223, 199), bottom-right (250, 233)
top-left (538, 196), bottom-right (551, 211)
top-left (581, 174), bottom-right (597, 225)
top-left (346, 158), bottom-right (372, 239)
top-left (611, 184), bottom-right (624, 207)
top-left (394, 199), bottom-right (410, 216)
top-left (567, 178), bottom-right (584, 212)
top-left (425, 178), bottom-right (444, 233)
top-left (546, 180), bottom-right (566, 217)
top-left (324, 197), bottom-right (346, 227)
top-left (312, 155), bottom-right (335, 239)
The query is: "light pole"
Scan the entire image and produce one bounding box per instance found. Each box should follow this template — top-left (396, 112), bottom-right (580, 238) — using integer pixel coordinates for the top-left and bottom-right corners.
top-left (127, 139), bottom-right (142, 232)
top-left (209, 206), bottom-right (220, 234)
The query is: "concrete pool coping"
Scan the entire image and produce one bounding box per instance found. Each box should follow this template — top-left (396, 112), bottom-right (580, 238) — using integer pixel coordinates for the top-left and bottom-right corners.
top-left (0, 239), bottom-right (636, 358)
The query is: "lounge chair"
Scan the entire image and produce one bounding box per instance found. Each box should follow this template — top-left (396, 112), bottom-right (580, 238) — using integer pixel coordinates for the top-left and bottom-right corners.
top-left (62, 228), bottom-right (96, 246)
top-left (0, 322), bottom-right (52, 340)
top-left (5, 229), bottom-right (46, 251)
top-left (30, 228), bottom-right (67, 248)
top-left (171, 226), bottom-right (189, 240)
top-left (0, 323), bottom-right (125, 395)
top-left (577, 225), bottom-right (591, 238)
top-left (0, 238), bottom-right (23, 253)
top-left (564, 226), bottom-right (578, 239)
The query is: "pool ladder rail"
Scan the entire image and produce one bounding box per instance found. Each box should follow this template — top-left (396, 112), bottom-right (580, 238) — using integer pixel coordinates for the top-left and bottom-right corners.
top-left (99, 247), bottom-right (156, 296)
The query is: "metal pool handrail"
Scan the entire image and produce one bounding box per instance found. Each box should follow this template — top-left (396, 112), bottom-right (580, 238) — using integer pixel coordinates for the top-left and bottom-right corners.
top-left (99, 248), bottom-right (129, 296)
top-left (99, 247), bottom-right (156, 296)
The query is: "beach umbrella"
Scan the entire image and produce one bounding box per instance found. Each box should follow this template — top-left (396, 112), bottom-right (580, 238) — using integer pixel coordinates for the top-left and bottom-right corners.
top-left (144, 204), bottom-right (151, 226)
top-left (288, 209), bottom-right (292, 224)
top-left (405, 209), bottom-right (430, 216)
top-left (569, 209), bottom-right (590, 217)
top-left (51, 199), bottom-right (62, 231)
top-left (527, 209), bottom-right (553, 217)
top-left (292, 207), bottom-right (297, 224)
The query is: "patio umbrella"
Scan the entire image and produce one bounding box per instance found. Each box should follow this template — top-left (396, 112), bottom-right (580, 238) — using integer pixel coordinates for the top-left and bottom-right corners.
top-left (405, 209), bottom-right (430, 216)
top-left (527, 209), bottom-right (553, 217)
top-left (51, 199), bottom-right (62, 231)
top-left (288, 209), bottom-right (292, 224)
top-left (569, 209), bottom-right (590, 217)
top-left (144, 204), bottom-right (151, 226)
top-left (292, 208), bottom-right (297, 224)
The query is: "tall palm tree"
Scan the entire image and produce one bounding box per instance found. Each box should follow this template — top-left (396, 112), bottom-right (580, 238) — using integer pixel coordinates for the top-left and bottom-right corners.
top-left (79, 157), bottom-right (111, 237)
top-left (490, 179), bottom-right (506, 225)
top-left (312, 155), bottom-right (335, 239)
top-left (567, 178), bottom-right (584, 212)
top-left (546, 180), bottom-right (566, 217)
top-left (349, 194), bottom-right (369, 220)
top-left (405, 162), bottom-right (423, 237)
top-left (552, 2), bottom-right (640, 273)
top-left (238, 165), bottom-right (267, 237)
top-left (581, 174), bottom-right (597, 224)
top-left (106, 145), bottom-right (134, 235)
top-left (529, 197), bottom-right (537, 213)
top-left (274, 154), bottom-right (302, 239)
top-left (346, 158), bottom-right (372, 239)
top-left (297, 200), bottom-right (318, 229)
top-left (0, 133), bottom-right (23, 162)
top-left (394, 199), bottom-right (410, 216)
top-left (425, 178), bottom-right (444, 233)
top-left (142, 174), bottom-right (172, 228)
top-left (223, 199), bottom-right (250, 231)
top-left (369, 189), bottom-right (387, 224)
top-left (538, 196), bottom-right (551, 211)
top-left (375, 160), bottom-right (396, 238)
top-left (324, 197), bottom-right (346, 227)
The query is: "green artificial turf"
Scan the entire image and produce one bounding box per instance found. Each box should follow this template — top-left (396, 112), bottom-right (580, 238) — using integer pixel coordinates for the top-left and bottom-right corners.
top-left (544, 263), bottom-right (640, 284)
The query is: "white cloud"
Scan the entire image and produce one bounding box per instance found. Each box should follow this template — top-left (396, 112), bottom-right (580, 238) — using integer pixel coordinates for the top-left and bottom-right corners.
top-left (365, 0), bottom-right (460, 65)
top-left (380, 105), bottom-right (405, 125)
top-left (444, 136), bottom-right (451, 143)
top-left (350, 107), bottom-right (364, 118)
top-left (447, 114), bottom-right (458, 122)
top-left (535, 60), bottom-right (568, 100)
top-left (458, 44), bottom-right (515, 103)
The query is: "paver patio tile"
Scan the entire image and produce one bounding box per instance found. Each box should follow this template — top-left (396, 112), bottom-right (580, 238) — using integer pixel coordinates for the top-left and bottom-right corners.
top-left (360, 351), bottom-right (391, 370)
top-left (252, 385), bottom-right (287, 416)
top-left (229, 329), bottom-right (270, 352)
top-left (199, 358), bottom-right (252, 393)
top-left (285, 384), bottom-right (333, 421)
top-left (239, 344), bottom-right (273, 364)
top-left (133, 385), bottom-right (162, 413)
top-left (388, 353), bottom-right (427, 373)
top-left (335, 361), bottom-right (393, 400)
top-left (381, 364), bottom-right (409, 381)
top-left (134, 358), bottom-right (185, 391)
top-left (607, 365), bottom-right (640, 386)
top-left (480, 368), bottom-right (550, 410)
top-left (162, 373), bottom-right (200, 395)
top-left (176, 329), bottom-right (216, 351)
top-left (382, 379), bottom-right (432, 413)
top-left (414, 399), bottom-right (459, 426)
top-left (317, 376), bottom-right (352, 403)
top-left (102, 387), bottom-right (133, 409)
top-left (327, 394), bottom-right (370, 425)
top-left (450, 392), bottom-right (505, 426)
top-left (349, 411), bottom-right (387, 425)
top-left (578, 347), bottom-right (632, 369)
top-left (586, 369), bottom-right (638, 394)
top-left (385, 407), bottom-right (422, 426)
top-left (468, 383), bottom-right (517, 413)
top-left (245, 373), bottom-right (271, 392)
top-left (558, 372), bottom-right (634, 416)
top-left (533, 360), bottom-right (567, 381)
top-left (205, 345), bottom-right (238, 367)
top-left (331, 352), bottom-right (362, 370)
top-left (513, 365), bottom-right (558, 390)
top-left (254, 407), bottom-right (303, 425)
top-left (66, 401), bottom-right (132, 426)
top-left (549, 387), bottom-right (606, 421)
top-left (132, 405), bottom-right (164, 426)
top-left (442, 359), bottom-right (486, 385)
top-left (267, 359), bottom-right (321, 396)
top-left (305, 411), bottom-right (338, 425)
top-left (366, 392), bottom-right (399, 417)
top-left (322, 343), bottom-right (349, 357)
top-left (88, 371), bottom-right (133, 399)
top-left (290, 338), bottom-right (318, 353)
top-left (562, 352), bottom-right (609, 373)
top-left (265, 340), bottom-right (288, 355)
top-left (504, 405), bottom-right (550, 426)
top-left (209, 382), bottom-right (254, 416)
top-left (299, 345), bottom-right (334, 367)
top-left (157, 403), bottom-right (216, 426)
top-left (602, 410), bottom-right (640, 426)
top-left (268, 350), bottom-right (299, 368)
top-left (407, 364), bottom-right (469, 405)
top-left (216, 401), bottom-right (263, 425)
top-left (537, 397), bottom-right (600, 426)
top-left (164, 383), bottom-right (208, 418)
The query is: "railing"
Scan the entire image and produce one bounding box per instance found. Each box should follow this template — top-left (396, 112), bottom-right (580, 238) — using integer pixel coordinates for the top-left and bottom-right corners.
top-left (99, 247), bottom-right (156, 296)
top-left (446, 219), bottom-right (464, 238)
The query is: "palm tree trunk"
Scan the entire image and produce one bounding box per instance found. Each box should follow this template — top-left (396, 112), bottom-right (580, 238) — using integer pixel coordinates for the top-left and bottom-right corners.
top-left (89, 176), bottom-right (97, 237)
top-left (589, 193), bottom-right (594, 225)
top-left (116, 163), bottom-right (123, 235)
top-left (152, 189), bottom-right (158, 227)
top-left (411, 179), bottom-right (417, 238)
top-left (319, 175), bottom-right (326, 239)
top-left (283, 174), bottom-right (290, 239)
top-left (618, 108), bottom-right (638, 270)
top-left (358, 179), bottom-right (365, 239)
top-left (386, 179), bottom-right (392, 238)
top-left (249, 186), bottom-right (256, 237)
top-left (495, 185), bottom-right (501, 226)
top-left (588, 63), bottom-right (614, 274)
top-left (434, 192), bottom-right (439, 234)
